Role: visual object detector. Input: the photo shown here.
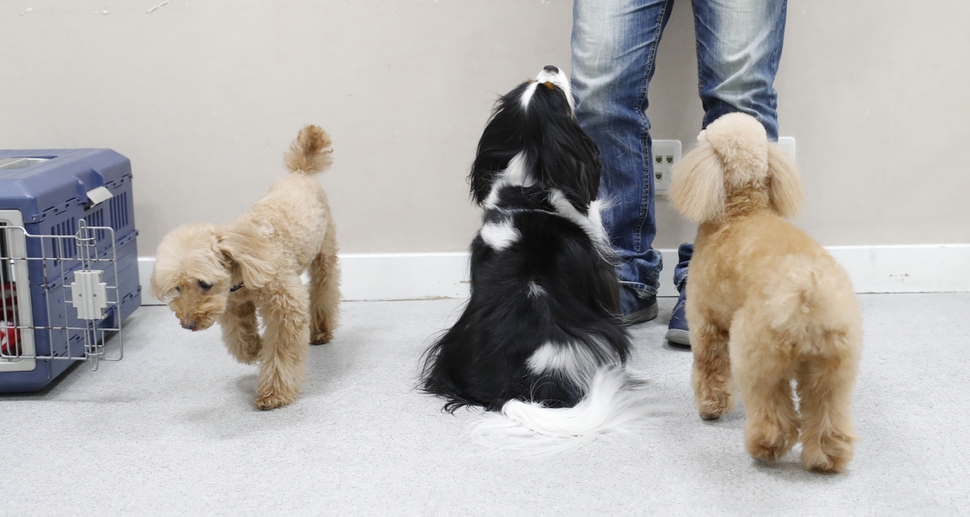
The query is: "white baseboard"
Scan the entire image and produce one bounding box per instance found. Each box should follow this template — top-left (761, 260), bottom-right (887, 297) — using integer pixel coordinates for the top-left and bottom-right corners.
top-left (138, 244), bottom-right (970, 305)
top-left (139, 253), bottom-right (472, 305)
top-left (826, 244), bottom-right (970, 294)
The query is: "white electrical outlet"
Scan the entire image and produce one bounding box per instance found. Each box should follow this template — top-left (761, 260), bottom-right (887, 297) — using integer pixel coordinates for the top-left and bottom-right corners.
top-left (777, 136), bottom-right (796, 162)
top-left (652, 139), bottom-right (681, 195)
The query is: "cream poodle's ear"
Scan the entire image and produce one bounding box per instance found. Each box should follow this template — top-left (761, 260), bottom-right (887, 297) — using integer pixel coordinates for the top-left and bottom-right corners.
top-left (216, 224), bottom-right (277, 289)
top-left (766, 143), bottom-right (804, 218)
top-left (669, 140), bottom-right (726, 223)
top-left (148, 268), bottom-right (168, 301)
top-left (149, 227), bottom-right (193, 302)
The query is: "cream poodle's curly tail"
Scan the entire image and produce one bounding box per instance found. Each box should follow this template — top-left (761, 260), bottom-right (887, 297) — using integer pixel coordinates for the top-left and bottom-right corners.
top-left (284, 125), bottom-right (334, 175)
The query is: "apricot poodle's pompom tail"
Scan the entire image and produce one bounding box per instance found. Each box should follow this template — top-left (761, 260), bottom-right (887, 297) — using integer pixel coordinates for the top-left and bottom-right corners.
top-left (669, 139), bottom-right (726, 223)
top-left (284, 125), bottom-right (333, 175)
top-left (767, 142), bottom-right (804, 218)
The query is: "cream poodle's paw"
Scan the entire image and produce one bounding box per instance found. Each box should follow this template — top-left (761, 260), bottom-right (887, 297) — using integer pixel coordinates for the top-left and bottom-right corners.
top-left (310, 329), bottom-right (333, 346)
top-left (233, 344), bottom-right (260, 365)
top-left (801, 432), bottom-right (854, 473)
top-left (697, 390), bottom-right (735, 420)
top-left (255, 389), bottom-right (296, 411)
top-left (225, 338), bottom-right (261, 365)
top-left (745, 416), bottom-right (799, 463)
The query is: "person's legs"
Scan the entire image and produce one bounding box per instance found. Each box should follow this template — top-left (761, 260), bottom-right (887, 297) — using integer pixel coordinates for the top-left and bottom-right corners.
top-left (692, 0), bottom-right (788, 140)
top-left (668, 0), bottom-right (788, 345)
top-left (572, 0), bottom-right (675, 323)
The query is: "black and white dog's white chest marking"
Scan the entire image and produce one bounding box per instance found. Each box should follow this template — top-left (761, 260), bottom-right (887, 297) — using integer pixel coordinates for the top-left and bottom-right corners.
top-left (479, 150), bottom-right (610, 256)
top-left (479, 218), bottom-right (520, 251)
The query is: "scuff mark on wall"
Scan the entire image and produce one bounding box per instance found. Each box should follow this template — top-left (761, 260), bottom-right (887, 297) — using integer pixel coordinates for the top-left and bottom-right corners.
top-left (147, 0), bottom-right (169, 14)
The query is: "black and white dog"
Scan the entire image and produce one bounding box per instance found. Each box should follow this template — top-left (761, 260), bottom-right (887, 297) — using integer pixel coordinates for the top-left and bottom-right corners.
top-left (420, 66), bottom-right (652, 450)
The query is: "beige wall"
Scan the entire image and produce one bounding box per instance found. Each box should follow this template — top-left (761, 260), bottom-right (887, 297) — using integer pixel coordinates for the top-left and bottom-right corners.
top-left (3, 1), bottom-right (969, 256)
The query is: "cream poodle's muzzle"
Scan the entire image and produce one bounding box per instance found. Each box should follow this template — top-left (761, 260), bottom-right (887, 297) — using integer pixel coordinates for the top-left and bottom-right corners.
top-left (168, 288), bottom-right (231, 333)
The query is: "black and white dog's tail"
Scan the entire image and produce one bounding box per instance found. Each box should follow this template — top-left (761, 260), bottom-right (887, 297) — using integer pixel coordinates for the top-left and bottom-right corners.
top-left (470, 366), bottom-right (656, 455)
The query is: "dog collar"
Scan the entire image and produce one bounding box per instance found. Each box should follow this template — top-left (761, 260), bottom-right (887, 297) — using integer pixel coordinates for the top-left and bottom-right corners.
top-left (230, 282), bottom-right (245, 293)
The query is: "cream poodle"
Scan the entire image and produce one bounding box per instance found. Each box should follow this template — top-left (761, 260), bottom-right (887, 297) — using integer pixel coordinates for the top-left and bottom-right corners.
top-left (151, 125), bottom-right (340, 410)
top-left (669, 113), bottom-right (862, 473)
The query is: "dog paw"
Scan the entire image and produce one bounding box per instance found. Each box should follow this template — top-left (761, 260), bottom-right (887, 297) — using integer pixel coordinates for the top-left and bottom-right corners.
top-left (745, 417), bottom-right (799, 463)
top-left (801, 432), bottom-right (854, 473)
top-left (310, 330), bottom-right (333, 345)
top-left (697, 392), bottom-right (735, 420)
top-left (226, 340), bottom-right (260, 364)
top-left (234, 351), bottom-right (259, 365)
top-left (255, 391), bottom-right (295, 411)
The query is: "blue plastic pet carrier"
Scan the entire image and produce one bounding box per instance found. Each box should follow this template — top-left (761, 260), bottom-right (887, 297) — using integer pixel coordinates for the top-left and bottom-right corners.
top-left (0, 149), bottom-right (141, 392)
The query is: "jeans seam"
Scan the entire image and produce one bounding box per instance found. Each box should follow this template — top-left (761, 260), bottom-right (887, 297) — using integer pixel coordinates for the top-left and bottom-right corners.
top-left (633, 0), bottom-right (671, 255)
top-left (767, 2), bottom-right (787, 138)
top-left (691, 0), bottom-right (704, 108)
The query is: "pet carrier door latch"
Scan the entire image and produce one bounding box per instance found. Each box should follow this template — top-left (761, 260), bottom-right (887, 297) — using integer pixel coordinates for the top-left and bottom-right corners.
top-left (70, 271), bottom-right (108, 320)
top-left (85, 186), bottom-right (113, 208)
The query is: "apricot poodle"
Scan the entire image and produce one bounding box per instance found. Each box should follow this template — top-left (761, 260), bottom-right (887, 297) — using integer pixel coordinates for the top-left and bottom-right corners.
top-left (151, 125), bottom-right (340, 410)
top-left (669, 113), bottom-right (862, 473)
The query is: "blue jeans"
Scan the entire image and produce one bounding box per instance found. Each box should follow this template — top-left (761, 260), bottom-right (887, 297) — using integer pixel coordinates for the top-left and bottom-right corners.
top-left (572, 0), bottom-right (787, 298)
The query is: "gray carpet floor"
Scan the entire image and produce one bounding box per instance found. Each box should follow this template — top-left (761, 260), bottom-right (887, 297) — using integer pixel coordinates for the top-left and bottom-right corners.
top-left (2, 293), bottom-right (968, 516)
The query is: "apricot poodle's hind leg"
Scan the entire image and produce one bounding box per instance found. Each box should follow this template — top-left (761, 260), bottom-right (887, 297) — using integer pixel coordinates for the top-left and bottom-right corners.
top-left (308, 249), bottom-right (340, 345)
top-left (739, 377), bottom-right (800, 463)
top-left (690, 315), bottom-right (735, 420)
top-left (219, 300), bottom-right (261, 364)
top-left (797, 331), bottom-right (861, 473)
top-left (255, 275), bottom-right (310, 410)
top-left (730, 310), bottom-right (799, 463)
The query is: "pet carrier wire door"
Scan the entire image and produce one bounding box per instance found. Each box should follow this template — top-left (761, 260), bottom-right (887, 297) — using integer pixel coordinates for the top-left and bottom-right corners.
top-left (0, 214), bottom-right (125, 372)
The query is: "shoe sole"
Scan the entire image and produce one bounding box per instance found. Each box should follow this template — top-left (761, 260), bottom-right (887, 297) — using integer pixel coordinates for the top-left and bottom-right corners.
top-left (665, 328), bottom-right (691, 347)
top-left (620, 303), bottom-right (659, 326)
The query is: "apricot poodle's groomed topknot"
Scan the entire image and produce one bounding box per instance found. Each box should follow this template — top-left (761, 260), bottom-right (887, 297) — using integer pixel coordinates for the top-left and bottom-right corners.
top-left (669, 112), bottom-right (803, 223)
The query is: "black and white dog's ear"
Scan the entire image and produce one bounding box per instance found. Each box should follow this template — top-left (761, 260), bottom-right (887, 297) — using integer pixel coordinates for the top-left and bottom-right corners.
top-left (469, 131), bottom-right (518, 206)
top-left (535, 111), bottom-right (601, 212)
top-left (468, 82), bottom-right (532, 206)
